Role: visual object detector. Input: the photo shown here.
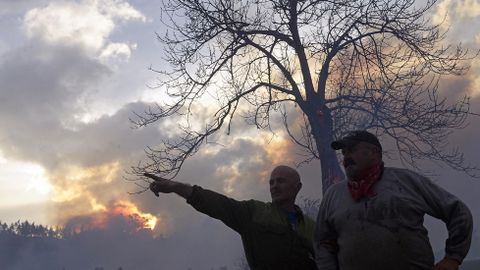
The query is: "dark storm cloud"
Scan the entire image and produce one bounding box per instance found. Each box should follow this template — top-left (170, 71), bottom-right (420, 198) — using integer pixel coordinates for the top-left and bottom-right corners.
top-left (0, 39), bottom-right (161, 172)
top-left (0, 42), bottom-right (111, 169)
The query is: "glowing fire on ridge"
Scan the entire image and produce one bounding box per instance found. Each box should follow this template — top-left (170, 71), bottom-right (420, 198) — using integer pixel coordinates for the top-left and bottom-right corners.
top-left (110, 200), bottom-right (158, 230)
top-left (65, 200), bottom-right (158, 234)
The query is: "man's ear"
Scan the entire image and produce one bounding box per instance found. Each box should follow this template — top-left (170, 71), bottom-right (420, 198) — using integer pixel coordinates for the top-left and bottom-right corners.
top-left (370, 145), bottom-right (382, 160)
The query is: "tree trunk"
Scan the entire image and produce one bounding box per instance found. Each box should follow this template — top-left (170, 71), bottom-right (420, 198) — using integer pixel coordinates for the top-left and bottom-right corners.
top-left (307, 104), bottom-right (345, 194)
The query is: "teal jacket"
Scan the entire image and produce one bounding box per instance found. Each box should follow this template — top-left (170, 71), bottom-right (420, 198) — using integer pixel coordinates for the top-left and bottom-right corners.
top-left (187, 185), bottom-right (317, 270)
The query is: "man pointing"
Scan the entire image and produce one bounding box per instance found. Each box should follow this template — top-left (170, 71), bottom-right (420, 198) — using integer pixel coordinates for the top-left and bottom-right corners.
top-left (145, 165), bottom-right (318, 270)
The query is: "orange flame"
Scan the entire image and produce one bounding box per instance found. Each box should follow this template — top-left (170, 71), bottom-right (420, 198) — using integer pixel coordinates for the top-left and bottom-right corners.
top-left (110, 200), bottom-right (158, 230)
top-left (66, 200), bottom-right (158, 234)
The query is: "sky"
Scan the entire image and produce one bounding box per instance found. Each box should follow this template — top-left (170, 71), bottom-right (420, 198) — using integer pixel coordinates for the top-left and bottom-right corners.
top-left (0, 0), bottom-right (480, 269)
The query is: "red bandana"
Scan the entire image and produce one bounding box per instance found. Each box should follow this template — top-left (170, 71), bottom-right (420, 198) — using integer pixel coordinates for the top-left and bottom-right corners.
top-left (347, 162), bottom-right (384, 202)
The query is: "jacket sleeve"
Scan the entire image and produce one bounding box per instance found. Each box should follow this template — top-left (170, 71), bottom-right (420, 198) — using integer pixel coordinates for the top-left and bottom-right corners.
top-left (314, 189), bottom-right (339, 270)
top-left (186, 185), bottom-right (253, 233)
top-left (413, 172), bottom-right (473, 263)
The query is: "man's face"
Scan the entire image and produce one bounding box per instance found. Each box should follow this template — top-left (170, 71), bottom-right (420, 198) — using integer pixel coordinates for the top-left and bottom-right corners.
top-left (269, 167), bottom-right (301, 205)
top-left (341, 142), bottom-right (379, 179)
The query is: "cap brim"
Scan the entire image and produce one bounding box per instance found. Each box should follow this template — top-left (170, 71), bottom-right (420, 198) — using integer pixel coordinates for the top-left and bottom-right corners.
top-left (331, 139), bottom-right (358, 150)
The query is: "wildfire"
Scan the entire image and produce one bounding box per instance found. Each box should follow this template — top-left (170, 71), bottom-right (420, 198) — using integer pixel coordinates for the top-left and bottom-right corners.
top-left (110, 200), bottom-right (158, 230)
top-left (65, 200), bottom-right (158, 234)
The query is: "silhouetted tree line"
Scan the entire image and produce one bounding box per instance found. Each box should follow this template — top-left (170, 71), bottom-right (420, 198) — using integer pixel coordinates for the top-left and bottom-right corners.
top-left (2, 219), bottom-right (476, 269)
top-left (0, 219), bottom-right (251, 270)
top-left (0, 220), bottom-right (61, 238)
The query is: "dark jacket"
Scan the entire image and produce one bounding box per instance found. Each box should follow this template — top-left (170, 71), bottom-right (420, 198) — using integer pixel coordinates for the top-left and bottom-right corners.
top-left (187, 185), bottom-right (317, 270)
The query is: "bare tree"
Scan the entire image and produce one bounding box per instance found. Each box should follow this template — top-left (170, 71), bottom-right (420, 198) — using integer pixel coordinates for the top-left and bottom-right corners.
top-left (132, 0), bottom-right (478, 193)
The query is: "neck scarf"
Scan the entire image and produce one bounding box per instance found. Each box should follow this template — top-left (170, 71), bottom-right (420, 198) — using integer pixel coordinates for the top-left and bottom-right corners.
top-left (347, 162), bottom-right (384, 202)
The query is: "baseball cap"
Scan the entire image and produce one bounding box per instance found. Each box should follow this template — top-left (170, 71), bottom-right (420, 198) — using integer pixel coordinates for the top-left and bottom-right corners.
top-left (331, 130), bottom-right (382, 150)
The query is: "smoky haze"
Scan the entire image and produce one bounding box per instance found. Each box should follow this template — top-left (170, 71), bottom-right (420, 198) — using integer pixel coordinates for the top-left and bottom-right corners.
top-left (0, 0), bottom-right (479, 269)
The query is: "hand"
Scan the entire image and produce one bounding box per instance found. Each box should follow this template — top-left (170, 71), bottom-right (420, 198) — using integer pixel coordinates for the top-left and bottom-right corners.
top-left (144, 173), bottom-right (177, 197)
top-left (434, 257), bottom-right (460, 270)
top-left (319, 239), bottom-right (339, 253)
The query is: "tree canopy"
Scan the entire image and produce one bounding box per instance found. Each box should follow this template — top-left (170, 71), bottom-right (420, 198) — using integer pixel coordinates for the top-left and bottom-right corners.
top-left (132, 0), bottom-right (478, 192)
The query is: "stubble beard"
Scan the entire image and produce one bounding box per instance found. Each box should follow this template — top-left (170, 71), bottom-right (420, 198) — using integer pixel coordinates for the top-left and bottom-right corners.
top-left (345, 165), bottom-right (358, 179)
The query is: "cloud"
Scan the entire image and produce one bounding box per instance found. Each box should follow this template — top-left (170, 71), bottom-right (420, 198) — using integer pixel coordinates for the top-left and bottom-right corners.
top-left (432, 0), bottom-right (453, 27)
top-left (23, 0), bottom-right (145, 59)
top-left (0, 1), bottom-right (162, 227)
top-left (0, 1), bottom-right (479, 268)
top-left (0, 0), bottom-right (50, 16)
top-left (0, 1), bottom-right (154, 234)
top-left (0, 0), bottom-right (148, 169)
top-left (0, 102), bottom-right (285, 269)
top-left (95, 0), bottom-right (147, 21)
top-left (432, 0), bottom-right (480, 44)
top-left (99, 42), bottom-right (135, 61)
top-left (455, 0), bottom-right (480, 18)
top-left (0, 43), bottom-right (110, 167)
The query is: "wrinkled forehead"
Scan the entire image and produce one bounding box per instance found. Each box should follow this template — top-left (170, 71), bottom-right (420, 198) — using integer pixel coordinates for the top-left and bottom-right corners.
top-left (341, 141), bottom-right (377, 153)
top-left (270, 166), bottom-right (300, 183)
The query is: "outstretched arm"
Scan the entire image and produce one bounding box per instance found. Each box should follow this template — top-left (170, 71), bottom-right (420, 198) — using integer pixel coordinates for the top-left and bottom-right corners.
top-left (144, 173), bottom-right (253, 233)
top-left (144, 173), bottom-right (193, 199)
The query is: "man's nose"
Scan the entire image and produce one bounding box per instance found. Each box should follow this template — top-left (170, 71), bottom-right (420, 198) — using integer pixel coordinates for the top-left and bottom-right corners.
top-left (343, 153), bottom-right (352, 160)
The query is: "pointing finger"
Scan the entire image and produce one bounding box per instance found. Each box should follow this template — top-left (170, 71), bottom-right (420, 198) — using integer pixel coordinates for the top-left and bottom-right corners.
top-left (144, 173), bottom-right (161, 181)
top-left (149, 181), bottom-right (160, 197)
